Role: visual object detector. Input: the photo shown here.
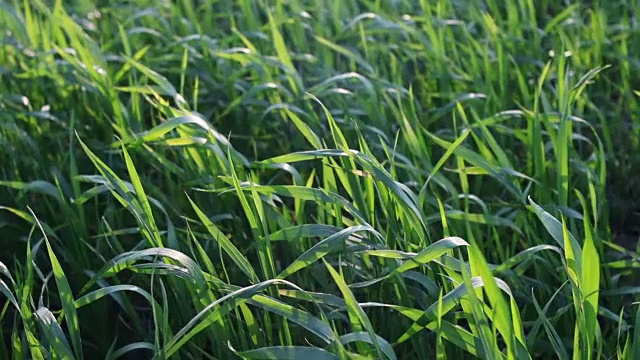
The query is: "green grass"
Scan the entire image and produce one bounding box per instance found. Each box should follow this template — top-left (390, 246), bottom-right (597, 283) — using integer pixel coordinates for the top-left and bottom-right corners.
top-left (1, 0), bottom-right (639, 358)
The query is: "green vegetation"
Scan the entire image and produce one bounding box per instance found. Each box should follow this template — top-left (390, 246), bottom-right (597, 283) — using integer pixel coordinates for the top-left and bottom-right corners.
top-left (1, 0), bottom-right (639, 358)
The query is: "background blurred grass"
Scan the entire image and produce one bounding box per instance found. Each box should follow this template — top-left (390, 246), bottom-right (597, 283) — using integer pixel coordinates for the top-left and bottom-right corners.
top-left (0, 0), bottom-right (639, 359)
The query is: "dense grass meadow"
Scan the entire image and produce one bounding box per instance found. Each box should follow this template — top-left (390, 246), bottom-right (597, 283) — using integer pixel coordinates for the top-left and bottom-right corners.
top-left (1, 0), bottom-right (640, 358)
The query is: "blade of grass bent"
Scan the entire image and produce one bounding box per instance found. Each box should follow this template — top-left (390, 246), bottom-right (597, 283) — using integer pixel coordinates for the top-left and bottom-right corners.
top-left (30, 208), bottom-right (83, 359)
top-left (323, 259), bottom-right (384, 358)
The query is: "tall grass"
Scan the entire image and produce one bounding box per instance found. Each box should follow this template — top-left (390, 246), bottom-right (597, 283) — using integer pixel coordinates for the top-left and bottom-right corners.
top-left (1, 0), bottom-right (639, 359)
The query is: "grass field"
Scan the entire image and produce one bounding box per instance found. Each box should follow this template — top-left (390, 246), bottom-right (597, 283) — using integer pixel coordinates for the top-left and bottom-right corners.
top-left (1, 0), bottom-right (639, 358)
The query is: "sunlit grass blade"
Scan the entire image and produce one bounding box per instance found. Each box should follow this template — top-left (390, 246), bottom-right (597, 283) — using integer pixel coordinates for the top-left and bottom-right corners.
top-left (81, 247), bottom-right (210, 295)
top-left (267, 9), bottom-right (301, 94)
top-left (468, 239), bottom-right (529, 359)
top-left (247, 294), bottom-right (335, 344)
top-left (159, 279), bottom-right (333, 358)
top-left (528, 197), bottom-right (582, 263)
top-left (188, 195), bottom-right (258, 282)
top-left (351, 237), bottom-right (469, 288)
top-left (215, 181), bottom-right (370, 226)
top-left (30, 209), bottom-right (83, 359)
top-left (418, 128), bottom-right (471, 198)
top-left (277, 225), bottom-right (378, 279)
top-left (576, 190), bottom-right (601, 358)
top-left (362, 301), bottom-right (484, 357)
top-left (121, 141), bottom-right (163, 246)
top-left (323, 259), bottom-right (384, 358)
top-left (0, 0), bottom-right (636, 358)
top-left (76, 133), bottom-right (162, 247)
top-left (34, 307), bottom-right (75, 359)
top-left (394, 277), bottom-right (485, 346)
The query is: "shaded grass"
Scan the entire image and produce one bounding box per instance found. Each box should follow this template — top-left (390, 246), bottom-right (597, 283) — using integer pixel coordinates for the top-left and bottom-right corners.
top-left (0, 0), bottom-right (639, 359)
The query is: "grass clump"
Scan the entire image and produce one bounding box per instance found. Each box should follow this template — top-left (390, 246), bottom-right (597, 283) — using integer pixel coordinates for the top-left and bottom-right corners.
top-left (1, 0), bottom-right (639, 359)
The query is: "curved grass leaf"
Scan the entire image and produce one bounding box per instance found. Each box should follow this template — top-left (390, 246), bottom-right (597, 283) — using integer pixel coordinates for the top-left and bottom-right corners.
top-left (267, 9), bottom-right (301, 94)
top-left (248, 294), bottom-right (334, 344)
top-left (469, 240), bottom-right (529, 359)
top-left (219, 182), bottom-right (369, 226)
top-left (530, 289), bottom-right (569, 360)
top-left (121, 141), bottom-right (162, 247)
top-left (0, 280), bottom-right (20, 316)
top-left (188, 195), bottom-right (257, 282)
top-left (107, 342), bottom-right (155, 360)
top-left (31, 209), bottom-right (83, 359)
top-left (268, 224), bottom-right (342, 242)
top-left (74, 284), bottom-right (157, 310)
top-left (339, 332), bottom-right (396, 360)
top-left (314, 36), bottom-right (374, 74)
top-left (528, 197), bottom-right (582, 261)
top-left (495, 245), bottom-right (562, 273)
top-left (77, 134), bottom-right (162, 248)
top-left (351, 237), bottom-right (469, 288)
top-left (256, 147), bottom-right (428, 238)
top-left (418, 128), bottom-right (470, 197)
top-left (395, 276), bottom-right (484, 345)
top-left (576, 190), bottom-right (601, 358)
top-left (230, 344), bottom-right (339, 360)
top-left (123, 56), bottom-right (177, 98)
top-left (82, 248), bottom-right (208, 294)
top-left (359, 302), bottom-right (483, 358)
top-left (278, 225), bottom-right (377, 279)
top-left (0, 180), bottom-right (62, 203)
top-left (34, 307), bottom-right (74, 359)
top-left (323, 259), bottom-right (385, 358)
top-left (159, 279), bottom-right (333, 358)
top-left (0, 206), bottom-right (58, 239)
